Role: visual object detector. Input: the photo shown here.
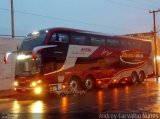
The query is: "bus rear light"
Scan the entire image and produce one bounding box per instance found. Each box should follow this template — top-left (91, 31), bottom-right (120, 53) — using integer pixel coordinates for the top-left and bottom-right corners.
top-left (125, 78), bottom-right (128, 81)
top-left (98, 81), bottom-right (102, 84)
top-left (62, 84), bottom-right (66, 89)
top-left (113, 79), bottom-right (117, 83)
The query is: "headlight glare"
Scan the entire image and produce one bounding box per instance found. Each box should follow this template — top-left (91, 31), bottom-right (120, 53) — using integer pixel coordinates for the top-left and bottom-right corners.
top-left (14, 81), bottom-right (18, 86)
top-left (31, 82), bottom-right (37, 87)
top-left (37, 80), bottom-right (42, 83)
top-left (34, 87), bottom-right (42, 94)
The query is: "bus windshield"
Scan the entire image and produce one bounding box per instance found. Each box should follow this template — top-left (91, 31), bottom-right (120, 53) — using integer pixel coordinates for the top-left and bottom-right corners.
top-left (19, 30), bottom-right (48, 51)
top-left (16, 55), bottom-right (41, 76)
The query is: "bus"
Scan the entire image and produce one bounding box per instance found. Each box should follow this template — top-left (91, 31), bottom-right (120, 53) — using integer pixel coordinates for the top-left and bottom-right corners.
top-left (4, 27), bottom-right (154, 95)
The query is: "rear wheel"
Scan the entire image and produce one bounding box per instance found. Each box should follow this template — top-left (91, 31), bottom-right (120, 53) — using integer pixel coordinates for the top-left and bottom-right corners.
top-left (130, 72), bottom-right (138, 84)
top-left (138, 71), bottom-right (145, 83)
top-left (84, 76), bottom-right (95, 90)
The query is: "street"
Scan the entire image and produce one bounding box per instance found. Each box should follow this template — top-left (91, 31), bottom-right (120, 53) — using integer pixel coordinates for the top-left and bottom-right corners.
top-left (0, 78), bottom-right (160, 119)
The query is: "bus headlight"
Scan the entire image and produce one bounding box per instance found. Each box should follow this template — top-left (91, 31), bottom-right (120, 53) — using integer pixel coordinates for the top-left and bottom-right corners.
top-left (37, 80), bottom-right (42, 83)
top-left (30, 80), bottom-right (42, 87)
top-left (31, 82), bottom-right (37, 87)
top-left (17, 54), bottom-right (26, 60)
top-left (14, 81), bottom-right (18, 86)
top-left (34, 87), bottom-right (42, 94)
top-left (17, 54), bottom-right (31, 60)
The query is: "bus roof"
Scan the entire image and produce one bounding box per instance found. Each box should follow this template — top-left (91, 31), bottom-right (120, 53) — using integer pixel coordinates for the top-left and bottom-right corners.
top-left (114, 35), bottom-right (152, 42)
top-left (41, 27), bottom-right (152, 42)
top-left (45, 27), bottom-right (113, 36)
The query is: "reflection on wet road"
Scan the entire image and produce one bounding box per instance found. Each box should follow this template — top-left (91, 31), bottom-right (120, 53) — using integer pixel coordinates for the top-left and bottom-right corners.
top-left (97, 90), bottom-right (104, 112)
top-left (0, 78), bottom-right (160, 118)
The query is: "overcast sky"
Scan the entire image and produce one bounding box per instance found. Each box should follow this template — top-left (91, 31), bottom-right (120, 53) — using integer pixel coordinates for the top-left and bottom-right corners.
top-left (0, 0), bottom-right (160, 36)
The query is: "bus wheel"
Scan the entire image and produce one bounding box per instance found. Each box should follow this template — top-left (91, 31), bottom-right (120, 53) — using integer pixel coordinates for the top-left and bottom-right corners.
top-left (69, 78), bottom-right (80, 92)
top-left (84, 76), bottom-right (95, 91)
top-left (138, 71), bottom-right (145, 83)
top-left (130, 72), bottom-right (138, 84)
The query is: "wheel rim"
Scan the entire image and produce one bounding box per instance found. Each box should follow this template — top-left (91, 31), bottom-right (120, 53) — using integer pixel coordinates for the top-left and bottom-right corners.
top-left (85, 79), bottom-right (93, 90)
top-left (131, 74), bottom-right (137, 83)
top-left (139, 73), bottom-right (144, 82)
top-left (69, 80), bottom-right (78, 91)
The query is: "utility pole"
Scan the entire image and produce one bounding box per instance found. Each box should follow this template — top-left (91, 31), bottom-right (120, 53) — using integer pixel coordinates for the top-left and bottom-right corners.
top-left (149, 9), bottom-right (160, 81)
top-left (10, 0), bottom-right (15, 38)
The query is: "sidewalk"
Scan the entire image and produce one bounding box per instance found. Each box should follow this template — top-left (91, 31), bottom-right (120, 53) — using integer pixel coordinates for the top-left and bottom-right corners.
top-left (0, 89), bottom-right (17, 98)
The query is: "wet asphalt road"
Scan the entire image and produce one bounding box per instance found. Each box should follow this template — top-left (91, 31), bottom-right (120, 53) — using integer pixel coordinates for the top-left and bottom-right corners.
top-left (0, 78), bottom-right (160, 119)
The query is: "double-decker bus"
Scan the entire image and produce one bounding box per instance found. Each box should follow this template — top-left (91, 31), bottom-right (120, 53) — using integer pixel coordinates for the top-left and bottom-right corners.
top-left (4, 27), bottom-right (154, 95)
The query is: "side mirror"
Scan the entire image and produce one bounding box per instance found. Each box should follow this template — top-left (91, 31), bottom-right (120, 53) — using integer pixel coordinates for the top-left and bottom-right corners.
top-left (17, 46), bottom-right (19, 51)
top-left (4, 51), bottom-right (17, 64)
top-left (32, 45), bottom-right (57, 60)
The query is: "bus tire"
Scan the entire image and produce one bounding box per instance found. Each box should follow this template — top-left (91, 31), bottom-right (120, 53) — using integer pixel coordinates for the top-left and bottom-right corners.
top-left (84, 76), bottom-right (95, 91)
top-left (69, 77), bottom-right (81, 92)
top-left (130, 72), bottom-right (138, 84)
top-left (138, 71), bottom-right (145, 83)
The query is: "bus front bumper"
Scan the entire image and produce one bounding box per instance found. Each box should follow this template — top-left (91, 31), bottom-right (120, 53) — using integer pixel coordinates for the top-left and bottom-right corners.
top-left (14, 86), bottom-right (49, 95)
top-left (15, 84), bottom-right (63, 95)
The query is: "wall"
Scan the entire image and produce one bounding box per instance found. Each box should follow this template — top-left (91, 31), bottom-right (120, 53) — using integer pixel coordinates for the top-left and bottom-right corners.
top-left (0, 37), bottom-right (22, 90)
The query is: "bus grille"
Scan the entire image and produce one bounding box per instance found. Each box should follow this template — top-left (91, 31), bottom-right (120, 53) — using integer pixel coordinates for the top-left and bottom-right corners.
top-left (19, 82), bottom-right (30, 87)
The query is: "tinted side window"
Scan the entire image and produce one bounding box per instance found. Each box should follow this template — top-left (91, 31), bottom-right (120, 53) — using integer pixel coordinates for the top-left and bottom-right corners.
top-left (107, 39), bottom-right (119, 47)
top-left (50, 33), bottom-right (56, 42)
top-left (91, 37), bottom-right (105, 46)
top-left (71, 34), bottom-right (89, 45)
top-left (58, 33), bottom-right (69, 43)
top-left (121, 40), bottom-right (126, 48)
top-left (50, 33), bottom-right (69, 43)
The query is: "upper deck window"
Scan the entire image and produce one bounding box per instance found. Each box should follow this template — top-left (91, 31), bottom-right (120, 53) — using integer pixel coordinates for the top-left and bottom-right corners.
top-left (19, 30), bottom-right (48, 51)
top-left (91, 37), bottom-right (105, 46)
top-left (71, 34), bottom-right (89, 45)
top-left (107, 39), bottom-right (119, 47)
top-left (50, 33), bottom-right (69, 43)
